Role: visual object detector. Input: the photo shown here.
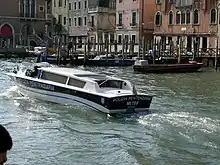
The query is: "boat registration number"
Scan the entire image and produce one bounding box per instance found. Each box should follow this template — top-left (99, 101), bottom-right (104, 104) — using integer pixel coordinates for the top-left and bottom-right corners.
top-left (127, 101), bottom-right (139, 106)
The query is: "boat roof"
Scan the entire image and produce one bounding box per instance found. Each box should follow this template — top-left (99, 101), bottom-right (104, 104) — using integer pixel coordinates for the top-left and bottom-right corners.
top-left (38, 67), bottom-right (121, 81)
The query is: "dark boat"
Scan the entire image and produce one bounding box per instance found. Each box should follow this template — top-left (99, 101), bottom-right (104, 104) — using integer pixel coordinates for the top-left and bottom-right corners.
top-left (36, 54), bottom-right (85, 65)
top-left (86, 54), bottom-right (135, 66)
top-left (133, 60), bottom-right (203, 73)
top-left (37, 54), bottom-right (135, 66)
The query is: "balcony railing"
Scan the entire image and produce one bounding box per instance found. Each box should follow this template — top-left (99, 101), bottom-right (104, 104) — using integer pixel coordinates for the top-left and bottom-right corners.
top-left (88, 7), bottom-right (115, 14)
top-left (130, 22), bottom-right (137, 27)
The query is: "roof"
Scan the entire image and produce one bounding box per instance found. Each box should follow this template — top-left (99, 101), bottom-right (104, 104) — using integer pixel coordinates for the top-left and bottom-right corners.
top-left (38, 67), bottom-right (121, 81)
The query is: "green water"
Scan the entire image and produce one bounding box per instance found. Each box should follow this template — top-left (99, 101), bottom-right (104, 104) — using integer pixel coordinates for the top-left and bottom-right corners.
top-left (0, 59), bottom-right (220, 165)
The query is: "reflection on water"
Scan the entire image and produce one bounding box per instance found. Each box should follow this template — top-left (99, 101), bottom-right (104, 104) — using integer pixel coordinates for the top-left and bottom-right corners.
top-left (0, 59), bottom-right (220, 164)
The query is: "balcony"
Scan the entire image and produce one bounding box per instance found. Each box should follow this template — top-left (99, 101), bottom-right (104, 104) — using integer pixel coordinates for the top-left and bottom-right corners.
top-left (117, 23), bottom-right (123, 29)
top-left (130, 22), bottom-right (137, 27)
top-left (88, 7), bottom-right (115, 14)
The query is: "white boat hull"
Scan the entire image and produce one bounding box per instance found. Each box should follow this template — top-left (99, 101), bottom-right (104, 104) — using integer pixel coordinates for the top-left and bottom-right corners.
top-left (18, 84), bottom-right (111, 114)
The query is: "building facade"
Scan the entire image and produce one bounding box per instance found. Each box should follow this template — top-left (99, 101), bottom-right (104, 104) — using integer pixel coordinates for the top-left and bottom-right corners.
top-left (68, 0), bottom-right (89, 45)
top-left (142, 0), bottom-right (156, 40)
top-left (0, 0), bottom-right (50, 48)
top-left (88, 0), bottom-right (116, 45)
top-left (154, 0), bottom-right (218, 52)
top-left (116, 0), bottom-right (140, 45)
top-left (51, 0), bottom-right (115, 47)
top-left (115, 0), bottom-right (155, 46)
top-left (51, 0), bottom-right (69, 44)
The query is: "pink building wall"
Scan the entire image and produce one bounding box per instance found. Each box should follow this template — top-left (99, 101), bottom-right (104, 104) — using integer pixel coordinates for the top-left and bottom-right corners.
top-left (116, 0), bottom-right (140, 30)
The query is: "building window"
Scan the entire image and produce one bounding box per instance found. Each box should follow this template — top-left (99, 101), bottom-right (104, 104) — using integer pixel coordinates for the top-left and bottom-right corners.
top-left (156, 0), bottom-right (161, 4)
top-left (58, 15), bottom-right (62, 24)
top-left (119, 0), bottom-right (122, 3)
top-left (84, 17), bottom-right (87, 26)
top-left (84, 1), bottom-right (87, 8)
top-left (31, 0), bottom-right (36, 18)
top-left (110, 33), bottom-right (114, 43)
top-left (124, 35), bottom-right (129, 43)
top-left (69, 3), bottom-right (71, 10)
top-left (181, 10), bottom-right (186, 24)
top-left (74, 18), bottom-right (77, 26)
top-left (58, 0), bottom-right (62, 7)
top-left (20, 0), bottom-right (25, 17)
top-left (54, 0), bottom-right (56, 7)
top-left (78, 1), bottom-right (81, 9)
top-left (39, 6), bottom-right (44, 12)
top-left (210, 8), bottom-right (217, 24)
top-left (118, 35), bottom-right (122, 44)
top-left (155, 12), bottom-right (162, 25)
top-left (63, 17), bottom-right (66, 25)
top-left (131, 11), bottom-right (137, 25)
top-left (186, 10), bottom-right (190, 24)
top-left (74, 2), bottom-right (77, 10)
top-left (25, 0), bottom-right (30, 17)
top-left (176, 11), bottom-right (181, 24)
top-left (131, 35), bottom-right (136, 43)
top-left (168, 11), bottom-right (173, 25)
top-left (78, 17), bottom-right (82, 26)
top-left (168, 37), bottom-right (172, 44)
top-left (118, 13), bottom-right (122, 26)
top-left (91, 16), bottom-right (94, 27)
top-left (69, 18), bottom-right (71, 26)
top-left (193, 9), bottom-right (199, 24)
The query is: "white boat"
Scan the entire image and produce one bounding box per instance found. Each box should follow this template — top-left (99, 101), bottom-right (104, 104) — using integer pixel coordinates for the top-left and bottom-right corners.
top-left (7, 65), bottom-right (153, 115)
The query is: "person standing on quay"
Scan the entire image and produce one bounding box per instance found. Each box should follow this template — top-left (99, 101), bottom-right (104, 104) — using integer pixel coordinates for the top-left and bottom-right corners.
top-left (0, 125), bottom-right (13, 165)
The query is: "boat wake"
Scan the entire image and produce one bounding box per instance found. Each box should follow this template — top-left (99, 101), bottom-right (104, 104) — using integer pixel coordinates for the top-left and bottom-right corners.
top-left (0, 85), bottom-right (29, 101)
top-left (137, 111), bottom-right (220, 134)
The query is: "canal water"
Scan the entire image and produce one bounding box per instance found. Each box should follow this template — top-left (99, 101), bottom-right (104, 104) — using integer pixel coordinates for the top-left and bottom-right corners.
top-left (0, 58), bottom-right (220, 165)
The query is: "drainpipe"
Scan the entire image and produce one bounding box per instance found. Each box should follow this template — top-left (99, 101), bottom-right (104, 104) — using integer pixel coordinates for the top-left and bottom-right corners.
top-left (138, 0), bottom-right (144, 59)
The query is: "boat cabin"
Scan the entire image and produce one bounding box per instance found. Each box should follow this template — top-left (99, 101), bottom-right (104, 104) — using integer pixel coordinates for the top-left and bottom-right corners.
top-left (26, 67), bottom-right (132, 92)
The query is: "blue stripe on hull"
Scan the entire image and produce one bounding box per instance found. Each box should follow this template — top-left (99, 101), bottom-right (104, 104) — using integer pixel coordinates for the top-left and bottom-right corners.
top-left (19, 86), bottom-right (105, 113)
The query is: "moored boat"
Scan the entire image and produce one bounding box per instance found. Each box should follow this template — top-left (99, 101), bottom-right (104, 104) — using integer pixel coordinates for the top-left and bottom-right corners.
top-left (87, 54), bottom-right (135, 66)
top-left (7, 65), bottom-right (153, 115)
top-left (36, 53), bottom-right (135, 66)
top-left (133, 60), bottom-right (203, 73)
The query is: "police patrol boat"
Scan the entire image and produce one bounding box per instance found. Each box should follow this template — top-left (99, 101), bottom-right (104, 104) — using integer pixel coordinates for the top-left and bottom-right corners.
top-left (7, 66), bottom-right (153, 115)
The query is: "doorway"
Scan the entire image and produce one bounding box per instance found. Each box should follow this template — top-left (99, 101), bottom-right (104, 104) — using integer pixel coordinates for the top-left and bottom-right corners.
top-left (187, 36), bottom-right (192, 52)
top-left (202, 37), bottom-right (207, 52)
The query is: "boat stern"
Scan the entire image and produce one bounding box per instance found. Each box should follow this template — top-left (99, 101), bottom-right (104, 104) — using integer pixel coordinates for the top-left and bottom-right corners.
top-left (105, 94), bottom-right (153, 114)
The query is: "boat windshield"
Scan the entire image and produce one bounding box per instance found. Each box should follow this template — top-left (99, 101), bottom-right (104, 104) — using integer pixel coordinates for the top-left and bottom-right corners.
top-left (96, 80), bottom-right (123, 89)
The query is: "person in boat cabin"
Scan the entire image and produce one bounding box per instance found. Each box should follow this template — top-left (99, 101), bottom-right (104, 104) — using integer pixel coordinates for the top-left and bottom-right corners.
top-left (30, 66), bottom-right (40, 78)
top-left (0, 125), bottom-right (13, 165)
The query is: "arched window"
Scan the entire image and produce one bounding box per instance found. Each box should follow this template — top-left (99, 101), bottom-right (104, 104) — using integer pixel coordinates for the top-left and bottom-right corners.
top-left (193, 9), bottom-right (199, 24)
top-left (19, 0), bottom-right (25, 17)
top-left (186, 10), bottom-right (190, 24)
top-left (155, 12), bottom-right (162, 25)
top-left (31, 0), bottom-right (36, 17)
top-left (0, 24), bottom-right (13, 37)
top-left (176, 11), bottom-right (181, 24)
top-left (181, 10), bottom-right (186, 24)
top-left (210, 8), bottom-right (216, 24)
top-left (25, 0), bottom-right (30, 17)
top-left (168, 11), bottom-right (173, 25)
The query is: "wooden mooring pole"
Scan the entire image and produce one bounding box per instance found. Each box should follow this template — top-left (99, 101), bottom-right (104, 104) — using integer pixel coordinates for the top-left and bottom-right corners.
top-left (215, 38), bottom-right (218, 71)
top-left (83, 40), bottom-right (87, 66)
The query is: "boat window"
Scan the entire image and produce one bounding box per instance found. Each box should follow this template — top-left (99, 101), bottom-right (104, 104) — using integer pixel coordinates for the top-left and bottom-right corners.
top-left (97, 80), bottom-right (123, 89)
top-left (41, 71), bottom-right (67, 84)
top-left (68, 78), bottom-right (86, 88)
